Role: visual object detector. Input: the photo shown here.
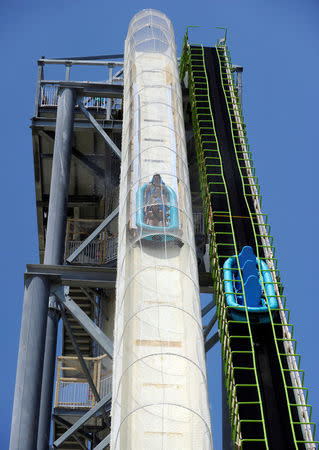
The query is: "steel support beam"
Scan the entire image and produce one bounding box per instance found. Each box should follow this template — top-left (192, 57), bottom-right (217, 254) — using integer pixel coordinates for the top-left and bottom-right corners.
top-left (37, 298), bottom-right (60, 450)
top-left (205, 331), bottom-right (219, 353)
top-left (38, 86), bottom-right (76, 449)
top-left (52, 415), bottom-right (91, 440)
top-left (10, 275), bottom-right (50, 450)
top-left (53, 287), bottom-right (113, 359)
top-left (78, 97), bottom-right (121, 159)
top-left (53, 394), bottom-right (111, 448)
top-left (201, 298), bottom-right (216, 317)
top-left (32, 117), bottom-right (122, 131)
top-left (66, 207), bottom-right (119, 263)
top-left (93, 434), bottom-right (110, 450)
top-left (26, 264), bottom-right (117, 288)
top-left (106, 65), bottom-right (113, 121)
top-left (203, 312), bottom-right (217, 339)
top-left (43, 88), bottom-right (76, 264)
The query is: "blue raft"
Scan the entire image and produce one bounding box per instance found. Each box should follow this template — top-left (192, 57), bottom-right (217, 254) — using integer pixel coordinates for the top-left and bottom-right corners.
top-left (136, 183), bottom-right (179, 243)
top-left (223, 246), bottom-right (278, 323)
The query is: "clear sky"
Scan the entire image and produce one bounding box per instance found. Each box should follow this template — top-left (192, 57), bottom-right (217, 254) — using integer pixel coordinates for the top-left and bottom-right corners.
top-left (1, 0), bottom-right (319, 448)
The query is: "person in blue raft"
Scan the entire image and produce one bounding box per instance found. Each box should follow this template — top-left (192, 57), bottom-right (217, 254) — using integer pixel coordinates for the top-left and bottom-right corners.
top-left (136, 173), bottom-right (180, 244)
top-left (143, 174), bottom-right (170, 227)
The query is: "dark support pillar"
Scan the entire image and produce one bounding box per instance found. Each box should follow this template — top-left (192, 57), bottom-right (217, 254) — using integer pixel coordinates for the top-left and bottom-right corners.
top-left (222, 358), bottom-right (234, 450)
top-left (37, 87), bottom-right (76, 449)
top-left (43, 87), bottom-right (76, 265)
top-left (36, 298), bottom-right (60, 449)
top-left (10, 276), bottom-right (50, 450)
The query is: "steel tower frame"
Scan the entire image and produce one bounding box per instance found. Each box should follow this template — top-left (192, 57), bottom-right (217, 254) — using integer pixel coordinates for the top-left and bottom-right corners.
top-left (10, 54), bottom-right (219, 449)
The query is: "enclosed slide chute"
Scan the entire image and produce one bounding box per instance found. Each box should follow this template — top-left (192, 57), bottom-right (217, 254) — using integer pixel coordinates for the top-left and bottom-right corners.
top-left (111, 9), bottom-right (213, 449)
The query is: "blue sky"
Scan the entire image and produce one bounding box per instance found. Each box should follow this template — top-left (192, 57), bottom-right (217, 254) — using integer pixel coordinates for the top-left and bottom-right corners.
top-left (1, 0), bottom-right (318, 448)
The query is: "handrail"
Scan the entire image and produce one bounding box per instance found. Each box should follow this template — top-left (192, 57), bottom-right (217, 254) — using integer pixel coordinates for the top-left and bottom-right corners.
top-left (38, 58), bottom-right (123, 66)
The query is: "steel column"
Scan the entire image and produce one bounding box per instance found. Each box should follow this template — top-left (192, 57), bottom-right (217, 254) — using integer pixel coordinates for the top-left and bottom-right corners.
top-left (43, 87), bottom-right (76, 265)
top-left (37, 87), bottom-right (76, 449)
top-left (36, 300), bottom-right (60, 450)
top-left (106, 65), bottom-right (113, 120)
top-left (10, 275), bottom-right (50, 450)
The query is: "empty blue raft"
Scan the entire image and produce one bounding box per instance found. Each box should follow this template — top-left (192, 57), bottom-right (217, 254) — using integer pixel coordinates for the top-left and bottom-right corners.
top-left (223, 246), bottom-right (278, 323)
top-left (136, 183), bottom-right (179, 242)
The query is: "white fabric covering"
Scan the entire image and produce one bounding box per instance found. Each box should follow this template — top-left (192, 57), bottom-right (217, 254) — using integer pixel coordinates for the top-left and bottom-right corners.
top-left (110, 10), bottom-right (213, 449)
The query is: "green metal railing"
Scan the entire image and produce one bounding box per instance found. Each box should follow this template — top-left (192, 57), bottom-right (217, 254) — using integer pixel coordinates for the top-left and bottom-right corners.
top-left (187, 43), bottom-right (268, 448)
top-left (181, 36), bottom-right (318, 449)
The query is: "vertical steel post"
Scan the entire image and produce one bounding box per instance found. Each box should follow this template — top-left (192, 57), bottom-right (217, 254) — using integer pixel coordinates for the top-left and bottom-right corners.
top-left (237, 68), bottom-right (243, 106)
top-left (36, 299), bottom-right (60, 450)
top-left (34, 61), bottom-right (44, 116)
top-left (222, 358), bottom-right (234, 450)
top-left (10, 276), bottom-right (50, 450)
top-left (106, 65), bottom-right (113, 120)
top-left (37, 87), bottom-right (76, 449)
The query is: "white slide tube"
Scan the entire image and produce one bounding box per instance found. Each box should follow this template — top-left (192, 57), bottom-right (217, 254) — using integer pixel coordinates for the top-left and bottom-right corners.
top-left (111, 10), bottom-right (213, 449)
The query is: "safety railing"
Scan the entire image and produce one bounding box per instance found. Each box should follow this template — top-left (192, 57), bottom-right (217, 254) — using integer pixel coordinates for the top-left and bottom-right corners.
top-left (65, 218), bottom-right (118, 265)
top-left (65, 214), bottom-right (204, 265)
top-left (40, 83), bottom-right (122, 111)
top-left (55, 355), bottom-right (112, 409)
top-left (34, 57), bottom-right (124, 118)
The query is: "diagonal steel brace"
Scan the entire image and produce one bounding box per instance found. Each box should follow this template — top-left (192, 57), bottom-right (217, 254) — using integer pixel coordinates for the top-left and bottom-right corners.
top-left (93, 434), bottom-right (110, 450)
top-left (77, 97), bottom-right (121, 159)
top-left (53, 393), bottom-right (111, 448)
top-left (66, 207), bottom-right (119, 263)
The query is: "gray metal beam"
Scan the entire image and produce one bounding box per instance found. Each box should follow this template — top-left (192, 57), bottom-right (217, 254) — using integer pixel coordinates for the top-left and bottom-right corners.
top-left (201, 298), bottom-right (216, 317)
top-left (66, 207), bottom-right (119, 263)
top-left (77, 97), bottom-right (121, 159)
top-left (53, 393), bottom-right (111, 448)
top-left (93, 434), bottom-right (110, 450)
top-left (41, 80), bottom-right (123, 98)
top-left (113, 68), bottom-right (123, 79)
top-left (40, 59), bottom-right (123, 66)
top-left (47, 53), bottom-right (123, 61)
top-left (52, 415), bottom-right (91, 440)
top-left (38, 86), bottom-right (76, 449)
top-left (25, 264), bottom-right (117, 288)
top-left (24, 265), bottom-right (213, 291)
top-left (205, 331), bottom-right (219, 352)
top-left (58, 303), bottom-right (100, 403)
top-left (32, 117), bottom-right (122, 131)
top-left (203, 312), bottom-right (217, 339)
top-left (10, 275), bottom-right (50, 450)
top-left (53, 287), bottom-right (113, 359)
